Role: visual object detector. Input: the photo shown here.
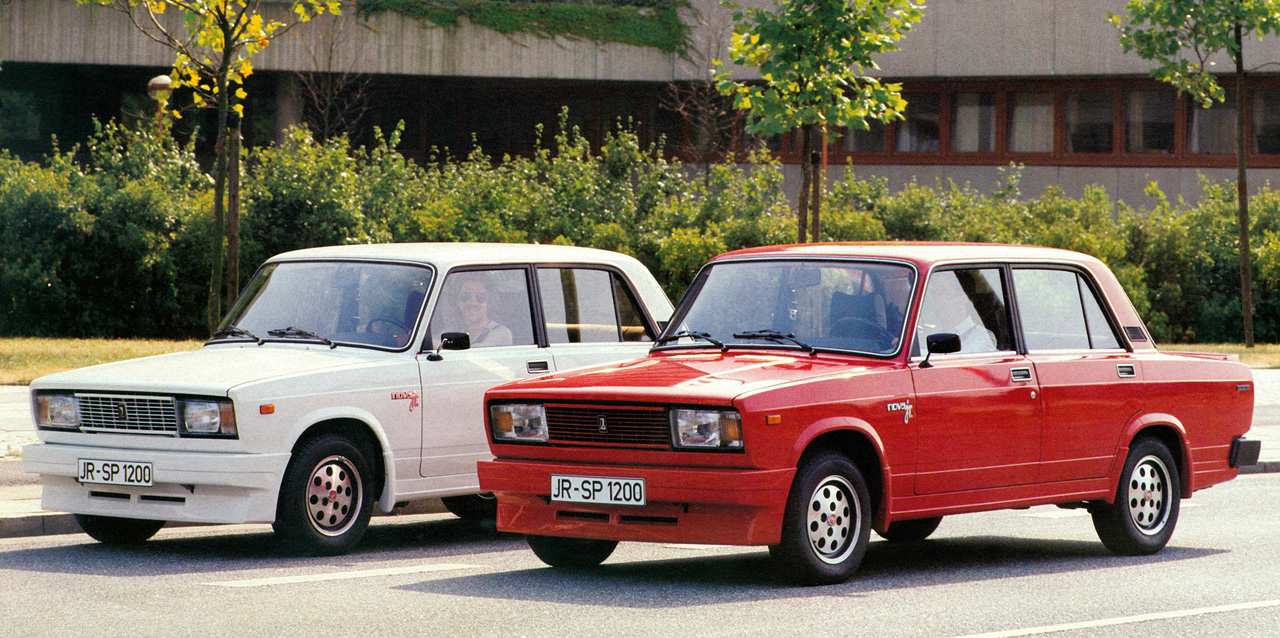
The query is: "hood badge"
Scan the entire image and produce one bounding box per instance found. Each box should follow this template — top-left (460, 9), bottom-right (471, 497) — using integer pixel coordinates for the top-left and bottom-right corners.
top-left (887, 400), bottom-right (914, 424)
top-left (598, 416), bottom-right (609, 433)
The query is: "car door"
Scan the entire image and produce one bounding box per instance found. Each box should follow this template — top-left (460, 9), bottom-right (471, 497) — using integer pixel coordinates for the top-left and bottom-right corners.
top-left (1011, 266), bottom-right (1141, 482)
top-left (535, 266), bottom-right (658, 370)
top-left (910, 266), bottom-right (1043, 495)
top-left (416, 266), bottom-right (553, 489)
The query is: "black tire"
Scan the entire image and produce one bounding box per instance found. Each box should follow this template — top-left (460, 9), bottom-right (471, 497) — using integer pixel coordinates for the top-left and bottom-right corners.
top-left (441, 493), bottom-right (498, 521)
top-left (273, 434), bottom-right (376, 556)
top-left (877, 516), bottom-right (942, 543)
top-left (74, 514), bottom-right (165, 545)
top-left (1091, 437), bottom-right (1181, 555)
top-left (527, 535), bottom-right (618, 569)
top-left (769, 451), bottom-right (872, 585)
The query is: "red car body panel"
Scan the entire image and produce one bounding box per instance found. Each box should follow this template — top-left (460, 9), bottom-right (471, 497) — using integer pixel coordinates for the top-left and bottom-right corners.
top-left (478, 243), bottom-right (1254, 547)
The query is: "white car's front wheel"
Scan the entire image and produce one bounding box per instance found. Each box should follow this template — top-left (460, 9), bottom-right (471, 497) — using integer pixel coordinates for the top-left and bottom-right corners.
top-left (274, 434), bottom-right (375, 555)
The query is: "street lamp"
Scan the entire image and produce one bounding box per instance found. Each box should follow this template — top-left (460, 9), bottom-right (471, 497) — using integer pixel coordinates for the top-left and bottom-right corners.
top-left (147, 74), bottom-right (172, 102)
top-left (147, 74), bottom-right (171, 127)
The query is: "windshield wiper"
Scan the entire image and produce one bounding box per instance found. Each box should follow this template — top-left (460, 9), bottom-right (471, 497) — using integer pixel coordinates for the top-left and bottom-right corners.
top-left (732, 329), bottom-right (816, 354)
top-left (654, 330), bottom-right (726, 351)
top-left (209, 326), bottom-right (262, 345)
top-left (267, 327), bottom-right (337, 349)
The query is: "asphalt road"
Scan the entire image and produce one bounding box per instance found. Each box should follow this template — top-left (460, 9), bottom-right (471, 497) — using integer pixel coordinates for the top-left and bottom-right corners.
top-left (0, 472), bottom-right (1276, 637)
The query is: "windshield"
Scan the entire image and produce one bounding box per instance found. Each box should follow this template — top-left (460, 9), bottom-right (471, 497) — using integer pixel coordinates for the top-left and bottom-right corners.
top-left (662, 259), bottom-right (916, 356)
top-left (217, 260), bottom-right (433, 350)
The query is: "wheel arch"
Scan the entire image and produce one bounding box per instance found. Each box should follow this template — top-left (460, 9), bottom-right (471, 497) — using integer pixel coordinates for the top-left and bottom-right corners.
top-left (290, 417), bottom-right (390, 510)
top-left (1121, 413), bottom-right (1191, 498)
top-left (793, 418), bottom-right (888, 529)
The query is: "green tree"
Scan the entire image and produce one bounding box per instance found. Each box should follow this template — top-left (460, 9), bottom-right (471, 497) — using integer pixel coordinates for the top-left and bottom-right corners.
top-left (716, 0), bottom-right (922, 242)
top-left (1110, 0), bottom-right (1280, 347)
top-left (79, 0), bottom-right (340, 332)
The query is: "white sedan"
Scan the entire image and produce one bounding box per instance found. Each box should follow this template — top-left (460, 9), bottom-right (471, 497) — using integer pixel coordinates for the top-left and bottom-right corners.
top-left (24, 243), bottom-right (672, 554)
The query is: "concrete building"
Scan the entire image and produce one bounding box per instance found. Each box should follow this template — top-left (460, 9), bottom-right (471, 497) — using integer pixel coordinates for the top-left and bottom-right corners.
top-left (3, 0), bottom-right (1280, 205)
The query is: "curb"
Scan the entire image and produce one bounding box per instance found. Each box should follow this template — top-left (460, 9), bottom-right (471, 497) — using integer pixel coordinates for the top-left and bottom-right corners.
top-left (0, 498), bottom-right (451, 541)
top-left (1239, 461), bottom-right (1280, 475)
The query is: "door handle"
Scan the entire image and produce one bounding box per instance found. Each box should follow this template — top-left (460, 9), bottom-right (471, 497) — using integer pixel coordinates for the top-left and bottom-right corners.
top-left (1116, 364), bottom-right (1136, 378)
top-left (527, 361), bottom-right (550, 373)
top-left (1010, 367), bottom-right (1033, 382)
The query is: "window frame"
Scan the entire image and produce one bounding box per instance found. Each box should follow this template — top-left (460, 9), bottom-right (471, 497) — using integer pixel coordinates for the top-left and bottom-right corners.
top-left (1008, 264), bottom-right (1126, 355)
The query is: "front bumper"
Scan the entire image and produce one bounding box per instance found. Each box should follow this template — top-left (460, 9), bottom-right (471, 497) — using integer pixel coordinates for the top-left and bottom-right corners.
top-left (478, 458), bottom-right (795, 546)
top-left (22, 442), bottom-right (291, 524)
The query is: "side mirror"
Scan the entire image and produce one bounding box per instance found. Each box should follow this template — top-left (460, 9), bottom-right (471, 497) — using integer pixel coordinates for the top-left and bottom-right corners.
top-left (425, 331), bottom-right (471, 361)
top-left (919, 332), bottom-right (961, 369)
top-left (440, 332), bottom-right (471, 351)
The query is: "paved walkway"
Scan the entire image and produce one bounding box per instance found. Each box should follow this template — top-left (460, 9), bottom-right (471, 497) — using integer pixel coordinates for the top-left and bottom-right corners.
top-left (1, 371), bottom-right (1277, 539)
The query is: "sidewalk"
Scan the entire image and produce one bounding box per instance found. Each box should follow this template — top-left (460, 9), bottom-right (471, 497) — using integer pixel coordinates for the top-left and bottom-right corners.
top-left (2, 378), bottom-right (1278, 541)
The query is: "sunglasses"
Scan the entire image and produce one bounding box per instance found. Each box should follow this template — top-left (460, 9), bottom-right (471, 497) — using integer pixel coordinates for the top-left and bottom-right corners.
top-left (460, 292), bottom-right (489, 303)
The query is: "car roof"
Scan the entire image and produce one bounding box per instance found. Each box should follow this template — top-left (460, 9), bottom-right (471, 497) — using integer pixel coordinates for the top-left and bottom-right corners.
top-left (714, 242), bottom-right (1102, 268)
top-left (268, 242), bottom-right (645, 270)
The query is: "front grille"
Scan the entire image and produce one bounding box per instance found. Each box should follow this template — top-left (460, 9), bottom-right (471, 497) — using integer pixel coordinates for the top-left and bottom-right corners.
top-left (545, 404), bottom-right (670, 448)
top-left (77, 393), bottom-right (179, 435)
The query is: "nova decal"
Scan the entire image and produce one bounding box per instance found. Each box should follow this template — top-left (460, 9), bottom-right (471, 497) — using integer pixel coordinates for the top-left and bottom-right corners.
top-left (886, 400), bottom-right (914, 423)
top-left (392, 391), bottom-right (420, 412)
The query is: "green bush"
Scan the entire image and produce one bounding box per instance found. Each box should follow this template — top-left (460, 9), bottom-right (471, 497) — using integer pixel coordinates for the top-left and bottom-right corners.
top-left (9, 116), bottom-right (1280, 344)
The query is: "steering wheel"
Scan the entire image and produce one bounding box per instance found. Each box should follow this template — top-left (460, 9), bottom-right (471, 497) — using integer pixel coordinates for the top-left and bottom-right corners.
top-left (365, 317), bottom-right (409, 337)
top-left (830, 316), bottom-right (894, 348)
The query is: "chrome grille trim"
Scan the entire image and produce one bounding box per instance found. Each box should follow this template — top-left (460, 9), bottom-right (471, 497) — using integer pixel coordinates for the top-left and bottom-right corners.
top-left (76, 393), bottom-right (179, 436)
top-left (544, 404), bottom-right (670, 448)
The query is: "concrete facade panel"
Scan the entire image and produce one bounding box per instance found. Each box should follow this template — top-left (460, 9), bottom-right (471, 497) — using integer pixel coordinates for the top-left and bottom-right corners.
top-left (932, 0), bottom-right (1056, 77)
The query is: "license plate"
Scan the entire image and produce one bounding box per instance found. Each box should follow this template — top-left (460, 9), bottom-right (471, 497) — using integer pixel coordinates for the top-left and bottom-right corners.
top-left (550, 474), bottom-right (645, 506)
top-left (78, 459), bottom-right (153, 486)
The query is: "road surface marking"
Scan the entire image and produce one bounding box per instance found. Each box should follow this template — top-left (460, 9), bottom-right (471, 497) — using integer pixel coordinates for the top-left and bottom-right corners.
top-left (950, 598), bottom-right (1280, 638)
top-left (205, 563), bottom-right (479, 588)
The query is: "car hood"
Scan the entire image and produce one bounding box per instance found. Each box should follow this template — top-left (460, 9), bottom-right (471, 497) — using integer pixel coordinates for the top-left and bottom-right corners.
top-left (490, 349), bottom-right (899, 404)
top-left (29, 344), bottom-right (386, 396)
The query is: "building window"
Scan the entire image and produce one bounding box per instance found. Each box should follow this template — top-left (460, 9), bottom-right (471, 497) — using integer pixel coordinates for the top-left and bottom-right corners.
top-left (1187, 89), bottom-right (1236, 154)
top-left (1126, 90), bottom-right (1175, 154)
top-left (951, 92), bottom-right (996, 153)
top-left (1254, 87), bottom-right (1280, 154)
top-left (896, 92), bottom-right (940, 152)
top-left (845, 119), bottom-right (886, 152)
top-left (0, 89), bottom-right (42, 142)
top-left (1007, 92), bottom-right (1053, 153)
top-left (1065, 90), bottom-right (1114, 153)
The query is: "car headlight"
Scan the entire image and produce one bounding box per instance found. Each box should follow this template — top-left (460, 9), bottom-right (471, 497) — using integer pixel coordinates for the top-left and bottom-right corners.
top-left (672, 409), bottom-right (743, 450)
top-left (34, 393), bottom-right (80, 430)
top-left (490, 403), bottom-right (548, 442)
top-left (182, 399), bottom-right (238, 437)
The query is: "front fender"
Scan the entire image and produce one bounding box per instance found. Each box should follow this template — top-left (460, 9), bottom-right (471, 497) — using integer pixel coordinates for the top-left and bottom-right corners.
top-left (792, 415), bottom-right (892, 529)
top-left (292, 405), bottom-right (398, 513)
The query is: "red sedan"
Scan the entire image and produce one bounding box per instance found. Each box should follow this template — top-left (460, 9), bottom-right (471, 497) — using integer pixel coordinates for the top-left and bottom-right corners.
top-left (479, 243), bottom-right (1260, 585)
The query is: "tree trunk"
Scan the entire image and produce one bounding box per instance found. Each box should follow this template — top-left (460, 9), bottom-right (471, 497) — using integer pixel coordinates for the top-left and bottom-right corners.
top-left (797, 125), bottom-right (812, 243)
top-left (207, 107), bottom-right (227, 334)
top-left (225, 112), bottom-right (242, 311)
top-left (1235, 24), bottom-right (1255, 348)
top-left (810, 124), bottom-right (826, 242)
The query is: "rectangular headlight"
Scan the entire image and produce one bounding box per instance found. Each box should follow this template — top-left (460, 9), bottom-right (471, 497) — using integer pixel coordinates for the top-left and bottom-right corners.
top-left (672, 409), bottom-right (743, 450)
top-left (182, 399), bottom-right (237, 436)
top-left (490, 403), bottom-right (548, 442)
top-left (35, 393), bottom-right (80, 430)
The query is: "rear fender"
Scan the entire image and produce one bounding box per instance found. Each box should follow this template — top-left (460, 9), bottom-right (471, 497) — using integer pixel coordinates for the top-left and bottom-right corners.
top-left (1115, 412), bottom-right (1192, 499)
